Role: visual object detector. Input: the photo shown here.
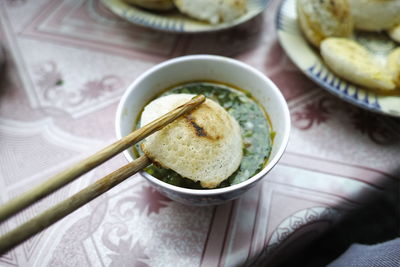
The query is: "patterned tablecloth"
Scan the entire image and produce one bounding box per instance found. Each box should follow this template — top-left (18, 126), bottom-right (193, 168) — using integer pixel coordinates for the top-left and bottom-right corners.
top-left (0, 0), bottom-right (399, 266)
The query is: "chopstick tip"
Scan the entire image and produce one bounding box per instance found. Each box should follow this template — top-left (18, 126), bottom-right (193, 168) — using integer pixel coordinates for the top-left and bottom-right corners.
top-left (192, 94), bottom-right (206, 103)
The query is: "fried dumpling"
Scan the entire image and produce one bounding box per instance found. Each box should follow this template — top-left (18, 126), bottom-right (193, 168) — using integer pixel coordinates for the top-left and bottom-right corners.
top-left (140, 94), bottom-right (243, 188)
top-left (321, 38), bottom-right (396, 91)
top-left (173, 0), bottom-right (246, 24)
top-left (348, 0), bottom-right (400, 31)
top-left (297, 0), bottom-right (353, 47)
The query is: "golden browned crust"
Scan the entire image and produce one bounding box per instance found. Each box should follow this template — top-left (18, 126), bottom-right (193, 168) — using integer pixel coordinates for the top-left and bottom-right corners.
top-left (297, 0), bottom-right (353, 47)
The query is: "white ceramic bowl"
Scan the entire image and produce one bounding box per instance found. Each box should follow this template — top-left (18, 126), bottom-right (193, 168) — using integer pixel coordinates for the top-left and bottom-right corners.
top-left (116, 55), bottom-right (290, 206)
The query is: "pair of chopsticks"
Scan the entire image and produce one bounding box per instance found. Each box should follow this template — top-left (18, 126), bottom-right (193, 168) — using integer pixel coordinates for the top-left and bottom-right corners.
top-left (0, 95), bottom-right (206, 254)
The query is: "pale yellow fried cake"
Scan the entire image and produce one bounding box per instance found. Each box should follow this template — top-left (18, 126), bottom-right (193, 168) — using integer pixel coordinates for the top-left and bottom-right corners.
top-left (124, 0), bottom-right (175, 11)
top-left (389, 24), bottom-right (400, 43)
top-left (348, 0), bottom-right (400, 31)
top-left (140, 94), bottom-right (243, 188)
top-left (321, 38), bottom-right (396, 91)
top-left (173, 0), bottom-right (246, 24)
top-left (387, 48), bottom-right (400, 88)
top-left (297, 0), bottom-right (353, 47)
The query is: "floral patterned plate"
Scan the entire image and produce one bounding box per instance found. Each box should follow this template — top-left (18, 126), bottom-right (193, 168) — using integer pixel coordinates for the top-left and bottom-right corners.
top-left (276, 0), bottom-right (400, 117)
top-left (100, 0), bottom-right (271, 33)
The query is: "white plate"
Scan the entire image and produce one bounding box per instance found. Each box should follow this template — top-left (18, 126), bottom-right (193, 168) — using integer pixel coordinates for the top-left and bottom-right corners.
top-left (276, 0), bottom-right (400, 117)
top-left (101, 0), bottom-right (271, 33)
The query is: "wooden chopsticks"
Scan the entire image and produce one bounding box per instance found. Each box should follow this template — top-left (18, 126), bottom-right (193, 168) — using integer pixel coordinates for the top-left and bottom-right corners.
top-left (0, 94), bottom-right (206, 254)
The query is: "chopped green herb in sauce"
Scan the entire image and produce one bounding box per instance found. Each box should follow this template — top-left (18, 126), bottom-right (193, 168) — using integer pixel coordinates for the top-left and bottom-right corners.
top-left (134, 82), bottom-right (273, 189)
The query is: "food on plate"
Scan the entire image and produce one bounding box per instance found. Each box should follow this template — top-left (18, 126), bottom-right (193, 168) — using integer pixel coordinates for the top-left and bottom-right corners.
top-left (136, 82), bottom-right (273, 189)
top-left (321, 38), bottom-right (396, 91)
top-left (123, 0), bottom-right (247, 24)
top-left (389, 24), bottom-right (400, 43)
top-left (295, 0), bottom-right (400, 91)
top-left (348, 0), bottom-right (400, 31)
top-left (173, 0), bottom-right (247, 24)
top-left (387, 48), bottom-right (400, 88)
top-left (296, 0), bottom-right (353, 47)
top-left (124, 0), bottom-right (175, 10)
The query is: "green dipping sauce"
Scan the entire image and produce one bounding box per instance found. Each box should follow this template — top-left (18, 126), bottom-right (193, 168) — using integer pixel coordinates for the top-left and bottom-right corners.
top-left (134, 82), bottom-right (274, 189)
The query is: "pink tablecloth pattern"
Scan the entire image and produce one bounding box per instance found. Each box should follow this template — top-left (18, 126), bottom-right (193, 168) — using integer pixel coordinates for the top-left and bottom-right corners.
top-left (0, 0), bottom-right (399, 266)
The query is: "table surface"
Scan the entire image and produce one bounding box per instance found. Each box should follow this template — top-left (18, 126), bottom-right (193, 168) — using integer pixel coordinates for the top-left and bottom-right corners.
top-left (0, 0), bottom-right (399, 266)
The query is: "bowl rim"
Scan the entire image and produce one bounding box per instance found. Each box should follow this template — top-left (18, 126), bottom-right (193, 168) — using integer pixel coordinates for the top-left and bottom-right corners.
top-left (116, 54), bottom-right (291, 196)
